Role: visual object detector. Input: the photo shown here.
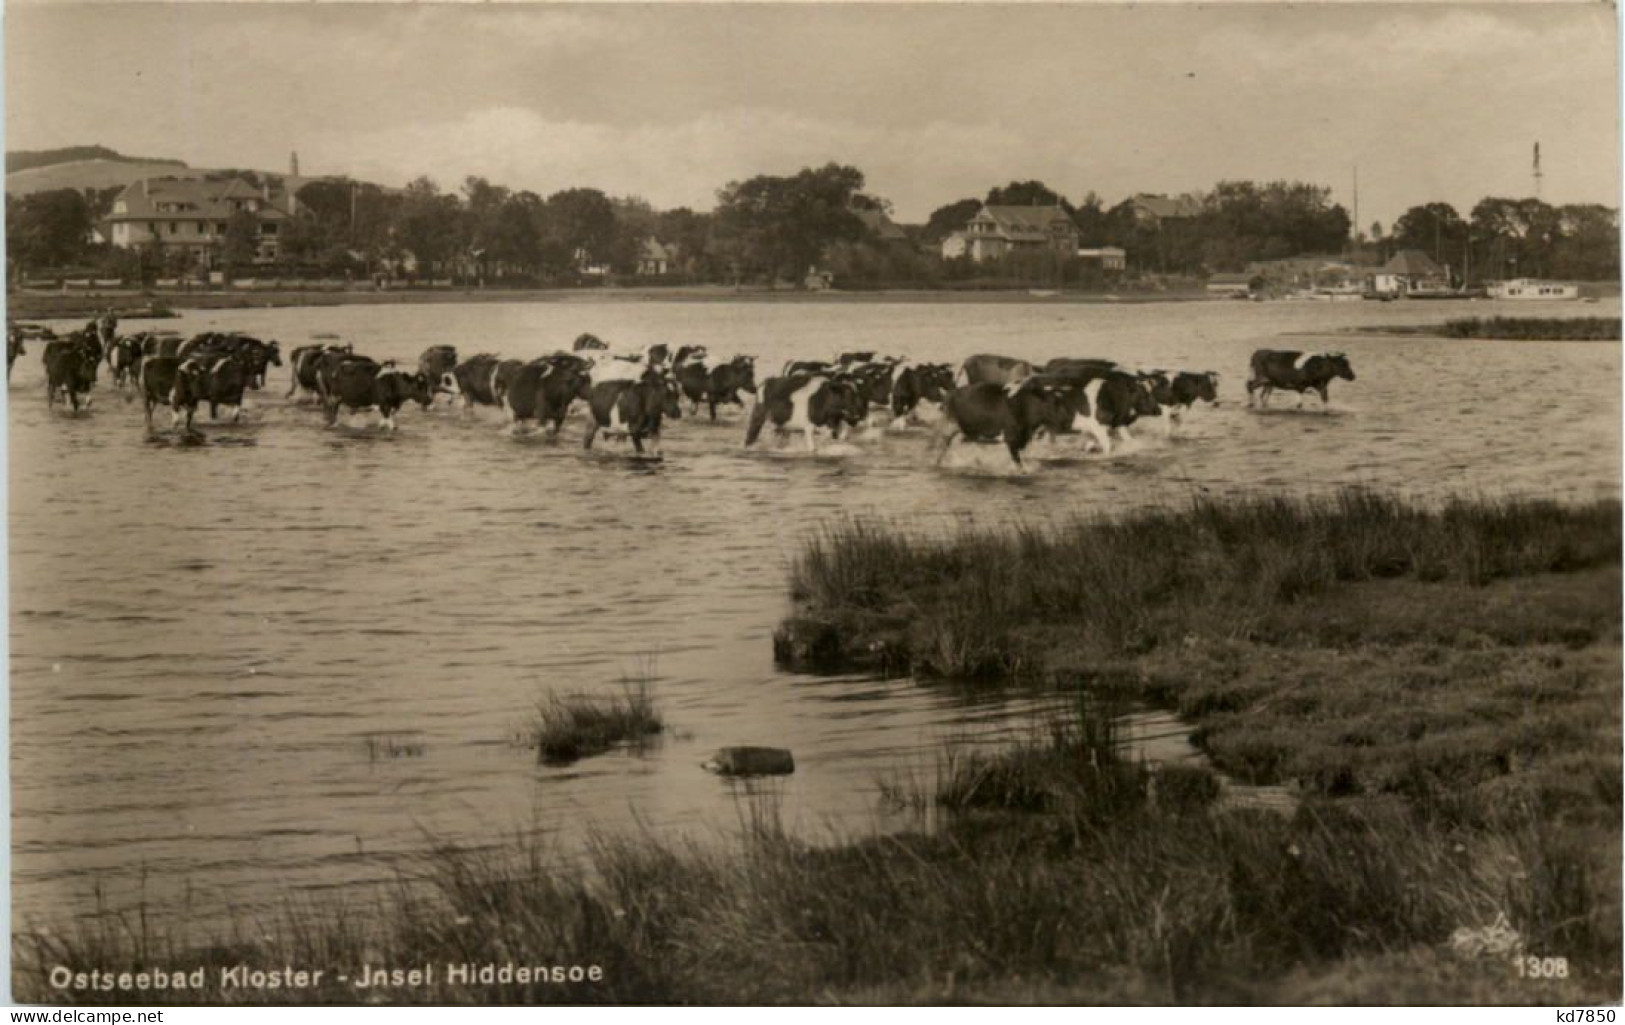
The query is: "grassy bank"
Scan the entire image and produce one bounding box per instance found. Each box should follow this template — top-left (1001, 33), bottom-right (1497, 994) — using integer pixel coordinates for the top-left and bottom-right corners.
top-left (17, 708), bottom-right (1616, 1005)
top-left (1358, 316), bottom-right (1621, 341)
top-left (16, 491), bottom-right (1619, 1004)
top-left (1441, 317), bottom-right (1620, 341)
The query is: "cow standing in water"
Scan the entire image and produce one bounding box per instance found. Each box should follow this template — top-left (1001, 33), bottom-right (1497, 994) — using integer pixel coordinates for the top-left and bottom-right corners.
top-left (172, 354), bottom-right (251, 429)
top-left (287, 343), bottom-right (353, 400)
top-left (108, 336), bottom-right (144, 389)
top-left (43, 338), bottom-right (100, 411)
top-left (673, 354), bottom-right (756, 421)
top-left (1143, 370), bottom-right (1220, 435)
top-left (417, 345), bottom-right (459, 403)
top-left (932, 378), bottom-right (1082, 467)
top-left (1246, 350), bottom-right (1356, 410)
top-left (584, 368), bottom-right (681, 455)
top-left (138, 356), bottom-right (185, 429)
top-left (744, 374), bottom-right (867, 454)
top-left (322, 359), bottom-right (432, 431)
top-left (505, 355), bottom-right (592, 435)
top-left (888, 361), bottom-right (954, 428)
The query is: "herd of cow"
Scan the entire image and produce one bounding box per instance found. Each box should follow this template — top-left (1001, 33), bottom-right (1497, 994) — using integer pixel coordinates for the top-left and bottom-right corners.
top-left (9, 315), bottom-right (1359, 465)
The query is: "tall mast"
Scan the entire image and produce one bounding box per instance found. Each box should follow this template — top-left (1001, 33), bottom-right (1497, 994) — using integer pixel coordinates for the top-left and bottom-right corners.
top-left (1533, 142), bottom-right (1543, 200)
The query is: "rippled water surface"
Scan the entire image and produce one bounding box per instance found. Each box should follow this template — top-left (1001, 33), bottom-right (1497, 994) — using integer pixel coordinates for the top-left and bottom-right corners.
top-left (10, 296), bottom-right (1620, 928)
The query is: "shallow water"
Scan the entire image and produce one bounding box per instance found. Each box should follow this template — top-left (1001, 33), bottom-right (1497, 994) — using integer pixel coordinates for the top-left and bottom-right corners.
top-left (10, 296), bottom-right (1619, 929)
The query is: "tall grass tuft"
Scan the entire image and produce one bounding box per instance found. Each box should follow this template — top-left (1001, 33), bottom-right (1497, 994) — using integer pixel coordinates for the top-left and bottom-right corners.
top-left (527, 680), bottom-right (663, 764)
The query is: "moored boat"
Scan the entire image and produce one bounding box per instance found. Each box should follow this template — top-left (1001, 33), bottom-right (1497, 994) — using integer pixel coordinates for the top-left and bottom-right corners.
top-left (1486, 278), bottom-right (1580, 301)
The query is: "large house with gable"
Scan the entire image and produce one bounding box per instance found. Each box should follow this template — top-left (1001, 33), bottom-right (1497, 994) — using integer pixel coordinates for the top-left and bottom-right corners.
top-left (102, 176), bottom-right (294, 268)
top-left (942, 204), bottom-right (1079, 262)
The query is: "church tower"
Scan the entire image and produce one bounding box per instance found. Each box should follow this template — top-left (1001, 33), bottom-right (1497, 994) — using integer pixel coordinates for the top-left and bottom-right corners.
top-left (290, 151), bottom-right (300, 178)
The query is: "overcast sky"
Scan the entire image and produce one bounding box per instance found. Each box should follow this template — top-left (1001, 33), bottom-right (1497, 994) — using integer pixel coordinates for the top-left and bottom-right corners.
top-left (5, 3), bottom-right (1619, 228)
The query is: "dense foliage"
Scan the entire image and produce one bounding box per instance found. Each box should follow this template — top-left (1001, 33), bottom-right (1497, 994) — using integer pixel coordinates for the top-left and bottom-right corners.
top-left (6, 154), bottom-right (1619, 286)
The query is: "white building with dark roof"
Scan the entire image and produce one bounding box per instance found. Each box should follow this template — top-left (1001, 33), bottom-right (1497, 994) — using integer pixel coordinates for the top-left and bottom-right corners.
top-left (942, 204), bottom-right (1079, 262)
top-left (102, 176), bottom-right (293, 267)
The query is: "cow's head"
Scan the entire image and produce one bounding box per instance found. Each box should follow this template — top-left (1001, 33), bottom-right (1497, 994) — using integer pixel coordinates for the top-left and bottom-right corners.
top-left (674, 344), bottom-right (709, 366)
top-left (826, 377), bottom-right (870, 430)
top-left (1323, 352), bottom-right (1356, 381)
top-left (729, 355), bottom-right (758, 394)
top-left (265, 341), bottom-right (283, 367)
top-left (436, 371), bottom-right (461, 397)
top-left (650, 371), bottom-right (683, 419)
top-left (1187, 371), bottom-right (1219, 404)
top-left (1131, 375), bottom-right (1163, 417)
top-left (409, 372), bottom-right (433, 408)
top-left (573, 332), bottom-right (608, 351)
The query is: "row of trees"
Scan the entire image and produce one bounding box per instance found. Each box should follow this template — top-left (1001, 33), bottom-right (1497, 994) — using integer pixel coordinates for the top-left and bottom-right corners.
top-left (6, 162), bottom-right (1619, 287)
top-left (1374, 198), bottom-right (1618, 282)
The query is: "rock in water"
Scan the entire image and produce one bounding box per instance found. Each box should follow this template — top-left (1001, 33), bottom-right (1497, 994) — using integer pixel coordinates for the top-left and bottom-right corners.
top-left (702, 746), bottom-right (795, 776)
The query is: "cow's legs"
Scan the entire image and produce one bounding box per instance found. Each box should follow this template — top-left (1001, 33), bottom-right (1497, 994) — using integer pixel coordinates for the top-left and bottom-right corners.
top-left (743, 403), bottom-right (769, 447)
top-left (630, 433), bottom-right (645, 455)
top-left (583, 420), bottom-right (599, 449)
top-left (931, 424), bottom-right (961, 466)
top-left (1086, 420), bottom-right (1112, 455)
top-left (803, 426), bottom-right (818, 454)
top-left (1317, 384), bottom-right (1330, 411)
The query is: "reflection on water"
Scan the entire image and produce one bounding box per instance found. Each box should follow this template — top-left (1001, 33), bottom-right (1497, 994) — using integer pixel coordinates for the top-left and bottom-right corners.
top-left (10, 297), bottom-right (1619, 928)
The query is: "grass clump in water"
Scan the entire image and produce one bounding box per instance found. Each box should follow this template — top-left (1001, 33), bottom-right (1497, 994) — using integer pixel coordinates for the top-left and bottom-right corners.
top-left (1440, 316), bottom-right (1620, 341)
top-left (528, 680), bottom-right (663, 764)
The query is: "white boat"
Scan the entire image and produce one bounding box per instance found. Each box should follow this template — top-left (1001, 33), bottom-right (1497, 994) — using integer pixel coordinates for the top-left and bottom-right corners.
top-left (1487, 278), bottom-right (1580, 301)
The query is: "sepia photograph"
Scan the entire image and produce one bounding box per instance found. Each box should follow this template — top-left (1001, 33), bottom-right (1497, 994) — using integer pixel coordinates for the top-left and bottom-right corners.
top-left (3, 0), bottom-right (1621, 1008)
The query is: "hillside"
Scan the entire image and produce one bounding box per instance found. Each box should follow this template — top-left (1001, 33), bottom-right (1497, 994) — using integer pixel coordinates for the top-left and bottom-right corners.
top-left (4, 157), bottom-right (212, 197)
top-left (6, 145), bottom-right (187, 175)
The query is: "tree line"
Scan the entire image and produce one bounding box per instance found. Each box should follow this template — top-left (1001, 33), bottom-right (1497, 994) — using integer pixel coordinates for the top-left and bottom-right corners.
top-left (5, 162), bottom-right (1618, 287)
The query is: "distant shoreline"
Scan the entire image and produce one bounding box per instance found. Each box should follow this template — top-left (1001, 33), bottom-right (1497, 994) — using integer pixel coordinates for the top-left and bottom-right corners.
top-left (5, 285), bottom-right (1218, 320)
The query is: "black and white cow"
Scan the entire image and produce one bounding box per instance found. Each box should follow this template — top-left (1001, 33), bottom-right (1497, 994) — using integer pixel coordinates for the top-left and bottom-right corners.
top-left (1143, 370), bottom-right (1220, 434)
top-left (584, 368), bottom-right (682, 454)
top-left (1246, 350), bottom-right (1356, 409)
top-left (43, 337), bottom-right (100, 411)
top-left (957, 353), bottom-right (1035, 387)
top-left (172, 353), bottom-right (251, 428)
top-left (287, 343), bottom-right (353, 400)
top-left (417, 345), bottom-right (459, 400)
top-left (931, 378), bottom-right (1082, 467)
top-left (109, 336), bottom-right (144, 389)
top-left (322, 358), bottom-right (432, 431)
top-left (490, 358), bottom-right (526, 407)
top-left (137, 355), bottom-right (184, 429)
top-left (674, 354), bottom-right (757, 421)
top-left (140, 333), bottom-right (185, 359)
top-left (743, 374), bottom-right (867, 453)
top-left (178, 333), bottom-right (281, 389)
top-left (448, 353), bottom-right (504, 411)
top-left (1061, 370), bottom-right (1166, 453)
top-left (889, 361), bottom-right (954, 426)
top-left (505, 356), bottom-right (592, 434)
